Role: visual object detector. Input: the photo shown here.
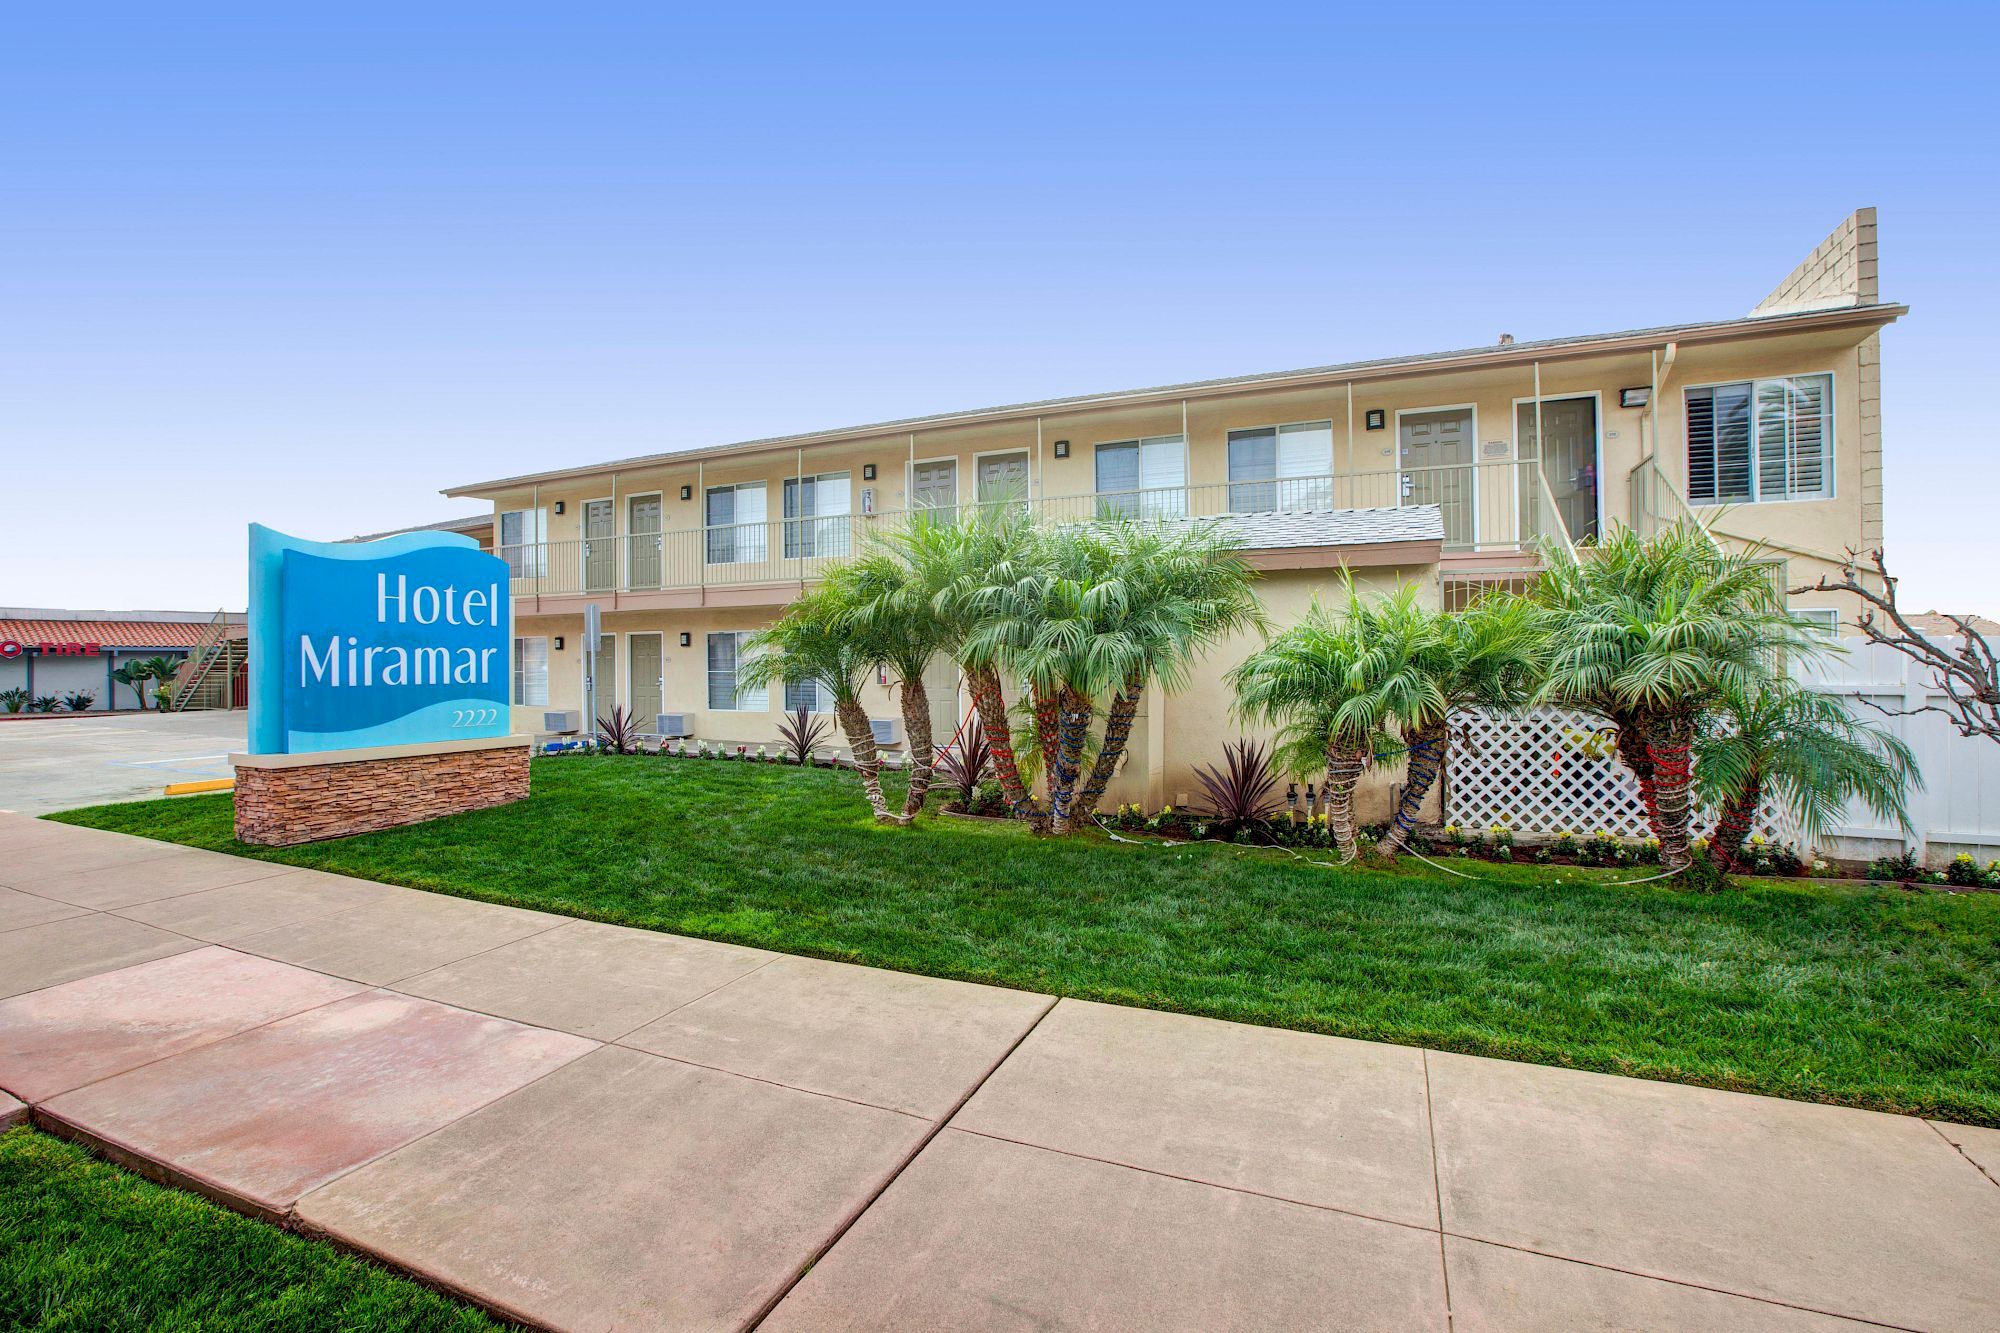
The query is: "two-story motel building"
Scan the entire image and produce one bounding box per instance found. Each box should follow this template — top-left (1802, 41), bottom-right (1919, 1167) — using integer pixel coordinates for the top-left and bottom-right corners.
top-left (441, 210), bottom-right (1899, 817)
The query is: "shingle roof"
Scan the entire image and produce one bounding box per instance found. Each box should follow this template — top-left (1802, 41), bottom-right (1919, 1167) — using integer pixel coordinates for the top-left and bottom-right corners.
top-left (444, 301), bottom-right (1904, 497)
top-left (1195, 504), bottom-right (1445, 551)
top-left (0, 620), bottom-right (216, 649)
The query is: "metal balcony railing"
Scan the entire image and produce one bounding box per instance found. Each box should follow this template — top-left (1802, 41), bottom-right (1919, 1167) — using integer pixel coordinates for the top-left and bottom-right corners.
top-left (501, 460), bottom-right (1575, 598)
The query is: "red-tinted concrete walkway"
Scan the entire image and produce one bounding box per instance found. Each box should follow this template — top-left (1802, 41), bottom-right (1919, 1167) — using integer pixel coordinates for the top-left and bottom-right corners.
top-left (2, 812), bottom-right (1996, 1330)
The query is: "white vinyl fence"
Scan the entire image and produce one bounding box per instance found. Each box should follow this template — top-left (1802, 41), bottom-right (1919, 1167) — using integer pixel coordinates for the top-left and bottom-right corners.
top-left (1795, 637), bottom-right (2000, 864)
top-left (1443, 637), bottom-right (2000, 866)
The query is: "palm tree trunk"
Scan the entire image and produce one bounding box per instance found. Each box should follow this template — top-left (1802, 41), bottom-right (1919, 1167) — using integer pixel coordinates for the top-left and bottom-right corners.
top-left (897, 676), bottom-right (934, 823)
top-left (967, 663), bottom-right (1040, 823)
top-left (1323, 740), bottom-right (1370, 864)
top-left (1376, 722), bottom-right (1449, 858)
top-left (1032, 685), bottom-right (1060, 796)
top-left (1646, 711), bottom-right (1697, 869)
top-left (1073, 670), bottom-right (1145, 823)
top-left (1047, 686), bottom-right (1092, 835)
top-left (1612, 710), bottom-right (1661, 841)
top-left (834, 698), bottom-right (895, 824)
top-left (1710, 777), bottom-right (1761, 875)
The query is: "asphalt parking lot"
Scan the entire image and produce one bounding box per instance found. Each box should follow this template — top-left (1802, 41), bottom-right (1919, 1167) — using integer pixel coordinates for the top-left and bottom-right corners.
top-left (0, 711), bottom-right (245, 816)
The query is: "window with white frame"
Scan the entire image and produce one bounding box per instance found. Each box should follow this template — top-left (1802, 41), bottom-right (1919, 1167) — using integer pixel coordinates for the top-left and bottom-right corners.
top-left (1792, 607), bottom-right (1840, 637)
top-left (497, 508), bottom-right (548, 578)
top-left (705, 484), bottom-right (768, 564)
top-left (785, 677), bottom-right (833, 713)
top-left (783, 471), bottom-right (852, 559)
top-left (512, 636), bottom-right (549, 706)
top-left (1094, 435), bottom-right (1187, 518)
top-left (1227, 420), bottom-right (1334, 512)
top-left (707, 631), bottom-right (769, 711)
top-left (1685, 374), bottom-right (1832, 504)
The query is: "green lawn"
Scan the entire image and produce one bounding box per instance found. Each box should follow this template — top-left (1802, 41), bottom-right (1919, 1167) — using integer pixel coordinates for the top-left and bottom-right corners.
top-left (0, 1128), bottom-right (498, 1331)
top-left (54, 756), bottom-right (2000, 1125)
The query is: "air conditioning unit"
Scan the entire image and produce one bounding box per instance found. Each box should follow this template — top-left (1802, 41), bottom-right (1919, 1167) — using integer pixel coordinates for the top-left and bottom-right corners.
top-left (869, 717), bottom-right (904, 747)
top-left (543, 710), bottom-right (581, 735)
top-left (658, 713), bottom-right (694, 738)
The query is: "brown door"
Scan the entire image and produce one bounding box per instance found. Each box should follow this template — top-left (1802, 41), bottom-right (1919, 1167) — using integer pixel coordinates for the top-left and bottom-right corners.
top-left (1399, 408), bottom-right (1475, 546)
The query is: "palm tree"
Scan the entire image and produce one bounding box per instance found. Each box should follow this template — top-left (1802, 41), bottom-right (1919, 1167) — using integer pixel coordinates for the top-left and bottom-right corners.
top-left (111, 662), bottom-right (153, 710)
top-left (869, 506), bottom-right (1045, 822)
top-left (1531, 523), bottom-right (1824, 868)
top-left (1696, 678), bottom-right (1917, 874)
top-left (743, 585), bottom-right (895, 823)
top-left (963, 519), bottom-right (1262, 834)
top-left (1363, 591), bottom-right (1542, 858)
top-left (1068, 520), bottom-right (1263, 825)
top-left (1228, 580), bottom-right (1393, 863)
top-left (827, 553), bottom-right (952, 823)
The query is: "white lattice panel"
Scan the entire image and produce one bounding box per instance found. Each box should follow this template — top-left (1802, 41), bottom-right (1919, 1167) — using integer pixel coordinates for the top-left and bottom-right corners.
top-left (1444, 707), bottom-right (1802, 848)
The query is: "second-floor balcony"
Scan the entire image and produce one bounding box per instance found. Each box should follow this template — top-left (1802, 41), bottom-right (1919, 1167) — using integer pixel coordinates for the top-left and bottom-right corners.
top-left (501, 458), bottom-right (1574, 604)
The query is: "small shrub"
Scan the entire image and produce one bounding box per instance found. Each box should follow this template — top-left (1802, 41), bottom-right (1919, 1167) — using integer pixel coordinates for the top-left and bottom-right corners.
top-left (1552, 830), bottom-right (1578, 858)
top-left (0, 687), bottom-right (28, 713)
top-left (777, 706), bottom-right (831, 767)
top-left (62, 690), bottom-right (96, 712)
top-left (937, 719), bottom-right (995, 808)
top-left (1946, 853), bottom-right (1984, 887)
top-left (1868, 848), bottom-right (1921, 883)
top-left (1488, 823), bottom-right (1514, 851)
top-left (594, 705), bottom-right (641, 755)
top-left (1191, 738), bottom-right (1283, 831)
top-left (30, 695), bottom-right (61, 713)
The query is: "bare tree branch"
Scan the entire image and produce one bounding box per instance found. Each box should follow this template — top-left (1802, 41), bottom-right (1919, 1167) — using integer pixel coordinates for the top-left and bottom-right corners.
top-left (1793, 549), bottom-right (2000, 742)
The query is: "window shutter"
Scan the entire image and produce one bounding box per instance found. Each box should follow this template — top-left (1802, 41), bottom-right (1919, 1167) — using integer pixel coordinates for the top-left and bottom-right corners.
top-left (1789, 375), bottom-right (1831, 497)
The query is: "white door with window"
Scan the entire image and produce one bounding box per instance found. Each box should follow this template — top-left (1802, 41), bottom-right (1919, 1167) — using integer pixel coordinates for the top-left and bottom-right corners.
top-left (1399, 408), bottom-right (1475, 546)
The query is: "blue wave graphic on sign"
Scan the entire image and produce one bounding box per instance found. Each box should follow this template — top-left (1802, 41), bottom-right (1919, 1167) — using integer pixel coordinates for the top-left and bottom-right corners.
top-left (248, 524), bottom-right (512, 755)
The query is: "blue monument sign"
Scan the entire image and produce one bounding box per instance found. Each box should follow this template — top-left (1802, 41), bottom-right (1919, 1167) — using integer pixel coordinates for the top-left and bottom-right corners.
top-left (248, 524), bottom-right (512, 755)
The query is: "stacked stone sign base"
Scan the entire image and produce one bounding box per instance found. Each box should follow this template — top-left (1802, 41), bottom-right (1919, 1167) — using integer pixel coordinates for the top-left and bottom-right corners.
top-left (232, 736), bottom-right (531, 847)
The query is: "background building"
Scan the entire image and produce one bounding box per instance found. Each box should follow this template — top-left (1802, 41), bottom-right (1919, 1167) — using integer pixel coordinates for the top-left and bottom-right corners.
top-left (0, 608), bottom-right (246, 713)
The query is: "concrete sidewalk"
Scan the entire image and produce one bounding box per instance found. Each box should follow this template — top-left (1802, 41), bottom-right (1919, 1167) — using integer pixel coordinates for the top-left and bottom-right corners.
top-left (1, 812), bottom-right (1995, 1331)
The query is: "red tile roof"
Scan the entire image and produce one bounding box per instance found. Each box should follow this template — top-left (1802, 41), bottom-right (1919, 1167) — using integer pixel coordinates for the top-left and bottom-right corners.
top-left (0, 620), bottom-right (219, 649)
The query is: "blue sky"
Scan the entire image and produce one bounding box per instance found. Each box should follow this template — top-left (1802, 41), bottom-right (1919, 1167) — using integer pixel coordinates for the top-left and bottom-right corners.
top-left (5, 2), bottom-right (1995, 613)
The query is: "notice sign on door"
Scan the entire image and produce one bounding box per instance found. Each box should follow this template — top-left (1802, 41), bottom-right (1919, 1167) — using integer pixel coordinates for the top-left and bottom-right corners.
top-left (247, 523), bottom-right (512, 755)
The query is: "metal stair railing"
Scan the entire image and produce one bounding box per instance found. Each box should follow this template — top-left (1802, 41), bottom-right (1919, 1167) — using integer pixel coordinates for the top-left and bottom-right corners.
top-left (169, 610), bottom-right (235, 712)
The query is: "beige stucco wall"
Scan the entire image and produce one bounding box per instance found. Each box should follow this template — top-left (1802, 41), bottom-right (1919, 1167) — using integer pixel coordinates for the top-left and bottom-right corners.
top-left (512, 560), bottom-right (1438, 823)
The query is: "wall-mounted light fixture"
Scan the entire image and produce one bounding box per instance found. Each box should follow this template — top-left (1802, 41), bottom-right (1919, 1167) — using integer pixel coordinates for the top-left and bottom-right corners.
top-left (679, 485), bottom-right (692, 501)
top-left (553, 636), bottom-right (564, 650)
top-left (553, 501), bottom-right (566, 515)
top-left (862, 463), bottom-right (876, 480)
top-left (1620, 386), bottom-right (1652, 409)
top-left (1053, 439), bottom-right (1070, 459)
top-left (679, 632), bottom-right (691, 647)
top-left (1365, 409), bottom-right (1386, 431)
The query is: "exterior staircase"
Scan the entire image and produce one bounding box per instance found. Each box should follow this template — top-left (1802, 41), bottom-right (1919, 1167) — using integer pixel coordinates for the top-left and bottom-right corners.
top-left (169, 611), bottom-right (246, 712)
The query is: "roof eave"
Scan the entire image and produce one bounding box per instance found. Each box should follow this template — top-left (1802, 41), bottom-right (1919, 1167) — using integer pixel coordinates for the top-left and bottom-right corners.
top-left (442, 302), bottom-right (1907, 500)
